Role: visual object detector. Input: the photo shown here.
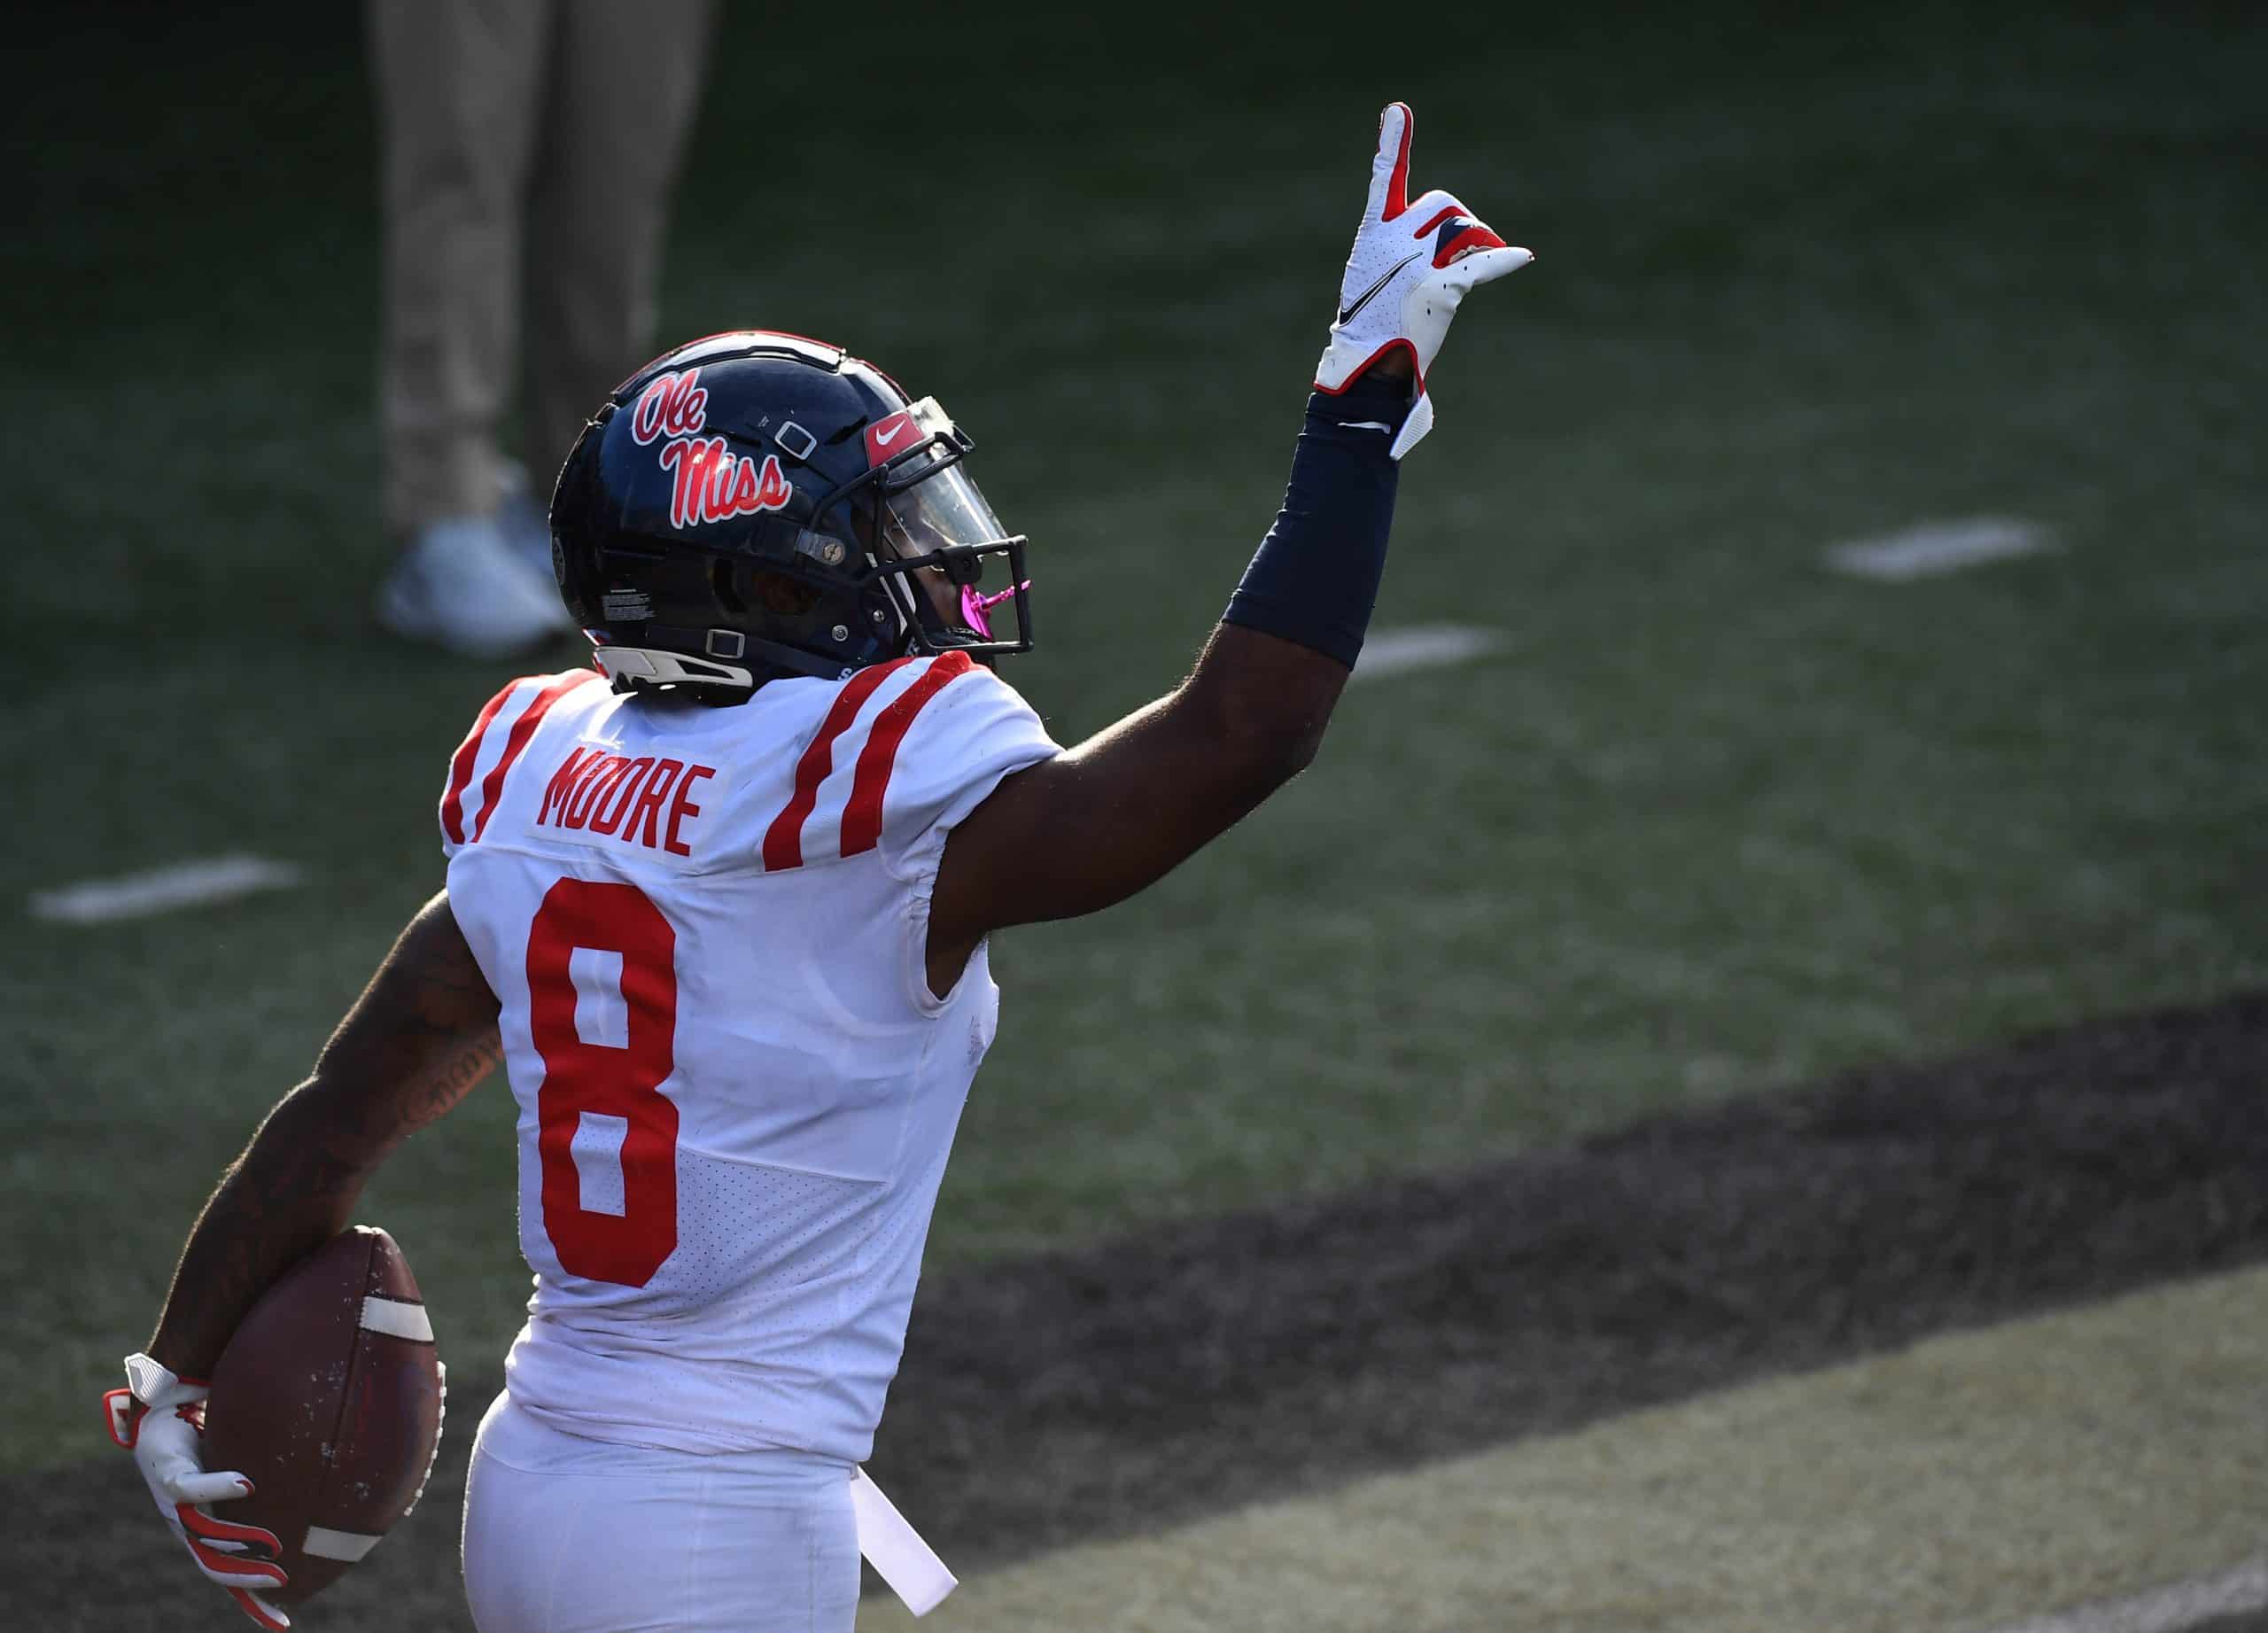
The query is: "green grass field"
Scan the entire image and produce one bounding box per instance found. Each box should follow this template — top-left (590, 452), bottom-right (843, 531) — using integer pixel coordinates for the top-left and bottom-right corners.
top-left (7, 2), bottom-right (2264, 1474)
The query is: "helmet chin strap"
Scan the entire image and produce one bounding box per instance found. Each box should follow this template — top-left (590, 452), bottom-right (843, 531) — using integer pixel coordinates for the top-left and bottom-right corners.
top-left (872, 552), bottom-right (928, 645)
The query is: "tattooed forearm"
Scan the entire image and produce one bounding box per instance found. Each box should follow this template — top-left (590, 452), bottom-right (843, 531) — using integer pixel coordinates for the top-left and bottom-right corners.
top-left (144, 1090), bottom-right (388, 1376)
top-left (146, 892), bottom-right (501, 1377)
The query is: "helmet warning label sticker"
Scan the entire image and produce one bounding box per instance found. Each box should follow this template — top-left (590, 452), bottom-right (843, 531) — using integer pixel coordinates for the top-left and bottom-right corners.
top-left (627, 368), bottom-right (795, 530)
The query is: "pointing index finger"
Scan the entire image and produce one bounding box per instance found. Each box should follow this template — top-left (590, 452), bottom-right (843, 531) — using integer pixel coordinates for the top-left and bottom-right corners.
top-left (1368, 102), bottom-right (1413, 222)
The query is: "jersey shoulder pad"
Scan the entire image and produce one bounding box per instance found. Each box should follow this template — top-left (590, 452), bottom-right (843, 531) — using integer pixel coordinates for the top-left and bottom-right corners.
top-left (869, 657), bottom-right (1058, 867)
top-left (439, 668), bottom-right (610, 856)
top-left (756, 652), bottom-right (1058, 874)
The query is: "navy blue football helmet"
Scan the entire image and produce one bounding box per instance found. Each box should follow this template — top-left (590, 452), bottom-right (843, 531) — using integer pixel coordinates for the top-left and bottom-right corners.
top-left (550, 330), bottom-right (1031, 694)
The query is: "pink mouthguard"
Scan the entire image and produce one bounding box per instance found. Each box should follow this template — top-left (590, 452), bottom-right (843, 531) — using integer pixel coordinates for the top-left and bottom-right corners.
top-left (959, 580), bottom-right (1029, 640)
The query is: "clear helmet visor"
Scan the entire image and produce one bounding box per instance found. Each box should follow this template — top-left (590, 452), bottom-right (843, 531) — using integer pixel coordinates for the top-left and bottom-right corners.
top-left (879, 462), bottom-right (1008, 558)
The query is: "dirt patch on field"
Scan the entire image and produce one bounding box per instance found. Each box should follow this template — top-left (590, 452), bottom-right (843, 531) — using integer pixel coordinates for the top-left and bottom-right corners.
top-left (23, 991), bottom-right (2267, 1631)
top-left (875, 990), bottom-right (2268, 1570)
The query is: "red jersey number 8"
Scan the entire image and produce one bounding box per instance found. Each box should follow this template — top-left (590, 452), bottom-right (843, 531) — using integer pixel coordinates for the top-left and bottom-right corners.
top-left (524, 878), bottom-right (680, 1287)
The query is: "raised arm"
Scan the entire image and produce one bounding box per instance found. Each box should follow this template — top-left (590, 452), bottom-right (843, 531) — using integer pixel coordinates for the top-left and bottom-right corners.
top-left (106, 891), bottom-right (500, 1629)
top-left (928, 104), bottom-right (1528, 989)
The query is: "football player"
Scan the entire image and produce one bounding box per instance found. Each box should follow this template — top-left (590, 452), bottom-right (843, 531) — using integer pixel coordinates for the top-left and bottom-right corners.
top-left (105, 103), bottom-right (1528, 1632)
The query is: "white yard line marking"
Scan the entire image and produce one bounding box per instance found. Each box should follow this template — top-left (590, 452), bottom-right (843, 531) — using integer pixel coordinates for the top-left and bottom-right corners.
top-left (1983, 1557), bottom-right (2268, 1633)
top-left (27, 854), bottom-right (303, 925)
top-left (1826, 516), bottom-right (2056, 581)
top-left (1351, 624), bottom-right (1511, 682)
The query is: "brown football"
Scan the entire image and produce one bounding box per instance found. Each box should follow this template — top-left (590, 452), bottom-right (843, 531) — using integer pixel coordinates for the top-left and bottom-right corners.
top-left (202, 1225), bottom-right (446, 1604)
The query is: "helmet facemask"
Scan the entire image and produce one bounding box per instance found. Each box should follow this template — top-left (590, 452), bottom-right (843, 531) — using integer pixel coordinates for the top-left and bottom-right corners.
top-left (868, 470), bottom-right (1033, 659)
top-left (815, 402), bottom-right (1034, 664)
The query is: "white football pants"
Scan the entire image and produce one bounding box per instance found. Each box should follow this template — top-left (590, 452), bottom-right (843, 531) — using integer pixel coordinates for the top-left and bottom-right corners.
top-left (462, 1392), bottom-right (861, 1633)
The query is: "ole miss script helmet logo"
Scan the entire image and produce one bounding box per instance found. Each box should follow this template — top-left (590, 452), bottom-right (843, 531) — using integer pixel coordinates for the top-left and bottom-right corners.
top-left (629, 369), bottom-right (793, 531)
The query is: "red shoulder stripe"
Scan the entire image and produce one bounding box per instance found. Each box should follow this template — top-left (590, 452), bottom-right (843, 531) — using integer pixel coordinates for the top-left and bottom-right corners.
top-left (468, 671), bottom-right (605, 844)
top-left (841, 652), bottom-right (975, 857)
top-left (761, 657), bottom-right (917, 871)
top-left (440, 680), bottom-right (525, 845)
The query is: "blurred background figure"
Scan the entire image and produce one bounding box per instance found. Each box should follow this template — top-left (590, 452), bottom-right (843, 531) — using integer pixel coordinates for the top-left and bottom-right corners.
top-left (369, 0), bottom-right (717, 657)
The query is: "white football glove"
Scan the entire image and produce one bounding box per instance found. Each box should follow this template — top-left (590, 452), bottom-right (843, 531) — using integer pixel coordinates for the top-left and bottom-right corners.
top-left (1316, 101), bottom-right (1533, 458)
top-left (105, 1353), bottom-right (291, 1630)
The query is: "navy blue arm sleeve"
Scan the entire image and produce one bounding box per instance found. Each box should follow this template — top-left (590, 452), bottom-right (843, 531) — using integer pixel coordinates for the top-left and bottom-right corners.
top-left (1218, 374), bottom-right (1411, 669)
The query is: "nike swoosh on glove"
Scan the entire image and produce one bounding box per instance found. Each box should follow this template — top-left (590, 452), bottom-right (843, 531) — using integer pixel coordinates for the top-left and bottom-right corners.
top-left (105, 1353), bottom-right (292, 1629)
top-left (1315, 101), bottom-right (1533, 458)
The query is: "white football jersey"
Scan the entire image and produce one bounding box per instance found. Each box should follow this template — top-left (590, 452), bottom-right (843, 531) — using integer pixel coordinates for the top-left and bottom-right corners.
top-left (438, 652), bottom-right (1059, 1464)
